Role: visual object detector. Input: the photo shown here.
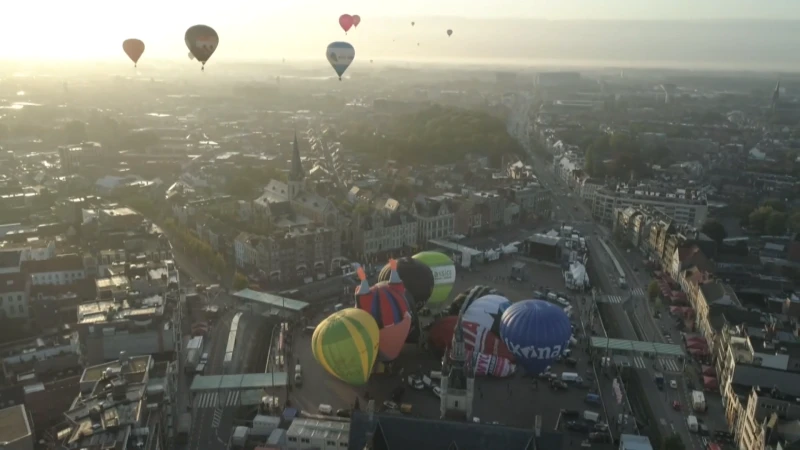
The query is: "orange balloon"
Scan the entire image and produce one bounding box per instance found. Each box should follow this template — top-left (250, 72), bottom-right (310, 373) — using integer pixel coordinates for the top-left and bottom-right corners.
top-left (122, 39), bottom-right (145, 66)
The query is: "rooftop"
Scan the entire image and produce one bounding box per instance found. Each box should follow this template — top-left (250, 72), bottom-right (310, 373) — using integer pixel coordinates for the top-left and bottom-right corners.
top-left (0, 404), bottom-right (31, 445)
top-left (233, 289), bottom-right (309, 312)
top-left (81, 355), bottom-right (150, 384)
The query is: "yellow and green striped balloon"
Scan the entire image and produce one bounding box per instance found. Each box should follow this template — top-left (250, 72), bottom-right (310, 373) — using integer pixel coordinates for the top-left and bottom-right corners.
top-left (311, 308), bottom-right (380, 386)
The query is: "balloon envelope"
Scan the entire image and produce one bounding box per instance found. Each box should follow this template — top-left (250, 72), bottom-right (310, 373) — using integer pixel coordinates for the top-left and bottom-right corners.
top-left (428, 315), bottom-right (515, 361)
top-left (311, 308), bottom-right (379, 385)
top-left (447, 285), bottom-right (501, 315)
top-left (411, 21), bottom-right (415, 26)
top-left (466, 351), bottom-right (516, 377)
top-left (185, 25), bottom-right (219, 64)
top-left (352, 15), bottom-right (361, 27)
top-left (188, 52), bottom-right (195, 60)
top-left (339, 14), bottom-right (354, 32)
top-left (500, 300), bottom-right (572, 375)
top-left (356, 281), bottom-right (411, 361)
top-left (412, 252), bottom-right (455, 307)
top-left (326, 42), bottom-right (355, 80)
top-left (447, 29), bottom-right (453, 37)
top-left (378, 257), bottom-right (434, 306)
top-left (464, 294), bottom-right (512, 340)
top-left (122, 39), bottom-right (145, 64)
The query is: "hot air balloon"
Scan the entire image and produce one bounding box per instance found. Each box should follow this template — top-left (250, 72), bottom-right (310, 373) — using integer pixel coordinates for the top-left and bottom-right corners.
top-left (412, 252), bottom-right (455, 307)
top-left (122, 39), bottom-right (145, 67)
top-left (447, 29), bottom-right (453, 37)
top-left (352, 15), bottom-right (361, 28)
top-left (411, 21), bottom-right (416, 27)
top-left (428, 315), bottom-right (515, 361)
top-left (355, 261), bottom-right (411, 361)
top-left (185, 25), bottom-right (219, 71)
top-left (370, 59), bottom-right (374, 63)
top-left (447, 285), bottom-right (502, 315)
top-left (466, 351), bottom-right (516, 377)
top-left (187, 52), bottom-right (195, 60)
top-left (339, 14), bottom-right (354, 33)
top-left (500, 300), bottom-right (572, 375)
top-left (326, 41), bottom-right (355, 81)
top-left (378, 257), bottom-right (434, 307)
top-left (312, 308), bottom-right (379, 386)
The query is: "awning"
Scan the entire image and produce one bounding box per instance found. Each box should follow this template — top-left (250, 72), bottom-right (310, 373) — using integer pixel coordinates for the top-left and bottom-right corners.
top-left (686, 335), bottom-right (707, 344)
top-left (702, 365), bottom-right (716, 376)
top-left (313, 261), bottom-right (325, 268)
top-left (703, 376), bottom-right (718, 389)
top-left (688, 341), bottom-right (708, 350)
top-left (295, 264), bottom-right (307, 271)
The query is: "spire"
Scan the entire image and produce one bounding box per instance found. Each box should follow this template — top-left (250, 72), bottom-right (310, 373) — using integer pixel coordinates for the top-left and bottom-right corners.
top-left (289, 131), bottom-right (305, 182)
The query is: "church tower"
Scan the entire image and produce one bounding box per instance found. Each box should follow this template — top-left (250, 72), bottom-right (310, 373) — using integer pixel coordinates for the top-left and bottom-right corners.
top-left (440, 316), bottom-right (474, 421)
top-left (288, 132), bottom-right (305, 201)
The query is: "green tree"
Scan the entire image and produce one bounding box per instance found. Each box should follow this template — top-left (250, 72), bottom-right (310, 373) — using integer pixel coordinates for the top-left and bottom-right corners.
top-left (648, 280), bottom-right (660, 301)
top-left (789, 211), bottom-right (800, 233)
top-left (701, 219), bottom-right (727, 245)
top-left (233, 272), bottom-right (249, 290)
top-left (748, 206), bottom-right (774, 233)
top-left (661, 433), bottom-right (686, 450)
top-left (766, 211), bottom-right (788, 235)
top-left (763, 199), bottom-right (787, 212)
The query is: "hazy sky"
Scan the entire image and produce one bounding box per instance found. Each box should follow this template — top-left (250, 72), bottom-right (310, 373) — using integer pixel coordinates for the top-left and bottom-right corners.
top-left (3, 0), bottom-right (800, 63)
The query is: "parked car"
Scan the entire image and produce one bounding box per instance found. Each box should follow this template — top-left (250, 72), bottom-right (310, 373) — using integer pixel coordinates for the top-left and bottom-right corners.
top-left (336, 409), bottom-right (351, 418)
top-left (566, 421), bottom-right (589, 433)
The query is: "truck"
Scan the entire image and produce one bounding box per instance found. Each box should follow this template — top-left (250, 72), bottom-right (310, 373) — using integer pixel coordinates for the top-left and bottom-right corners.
top-left (561, 372), bottom-right (582, 383)
top-left (176, 412), bottom-right (192, 444)
top-left (687, 415), bottom-right (698, 432)
top-left (691, 390), bottom-right (707, 412)
top-left (184, 336), bottom-right (204, 374)
top-left (654, 372), bottom-right (665, 390)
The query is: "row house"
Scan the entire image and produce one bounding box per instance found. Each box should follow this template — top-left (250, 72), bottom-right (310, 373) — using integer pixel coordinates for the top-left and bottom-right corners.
top-left (499, 184), bottom-right (552, 222)
top-left (22, 254), bottom-right (86, 287)
top-left (353, 206), bottom-right (417, 259)
top-left (592, 186), bottom-right (708, 228)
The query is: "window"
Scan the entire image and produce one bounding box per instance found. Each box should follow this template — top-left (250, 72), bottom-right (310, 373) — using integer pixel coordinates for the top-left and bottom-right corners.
top-left (301, 438), bottom-right (310, 443)
top-left (16, 295), bottom-right (21, 302)
top-left (327, 441), bottom-right (336, 446)
top-left (288, 437), bottom-right (297, 442)
top-left (17, 305), bottom-right (23, 314)
top-left (454, 401), bottom-right (459, 408)
top-left (340, 443), bottom-right (347, 447)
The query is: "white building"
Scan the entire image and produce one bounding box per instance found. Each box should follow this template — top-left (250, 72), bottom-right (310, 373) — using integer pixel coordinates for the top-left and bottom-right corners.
top-left (234, 232), bottom-right (260, 269)
top-left (22, 254), bottom-right (86, 286)
top-left (0, 240), bottom-right (56, 262)
top-left (286, 418), bottom-right (349, 450)
top-left (592, 187), bottom-right (708, 228)
top-left (354, 201), bottom-right (418, 256)
top-left (410, 196), bottom-right (455, 244)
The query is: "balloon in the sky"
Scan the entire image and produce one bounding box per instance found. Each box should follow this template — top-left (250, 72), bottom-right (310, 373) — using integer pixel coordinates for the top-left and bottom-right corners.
top-left (339, 14), bottom-right (354, 33)
top-left (370, 59), bottom-right (374, 63)
top-left (447, 29), bottom-right (453, 37)
top-left (411, 21), bottom-right (416, 27)
top-left (187, 52), bottom-right (195, 60)
top-left (122, 39), bottom-right (145, 67)
top-left (311, 308), bottom-right (379, 386)
top-left (378, 257), bottom-right (434, 307)
top-left (326, 41), bottom-right (355, 81)
top-left (500, 300), bottom-right (572, 375)
top-left (185, 25), bottom-right (219, 71)
top-left (355, 262), bottom-right (411, 361)
top-left (412, 251), bottom-right (455, 307)
top-left (352, 15), bottom-right (361, 28)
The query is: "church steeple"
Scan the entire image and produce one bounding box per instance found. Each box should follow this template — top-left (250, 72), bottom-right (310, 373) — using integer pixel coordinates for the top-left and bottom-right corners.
top-left (289, 131), bottom-right (305, 183)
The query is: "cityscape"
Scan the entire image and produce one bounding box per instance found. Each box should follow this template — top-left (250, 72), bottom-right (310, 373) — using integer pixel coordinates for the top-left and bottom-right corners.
top-left (1, 8), bottom-right (800, 450)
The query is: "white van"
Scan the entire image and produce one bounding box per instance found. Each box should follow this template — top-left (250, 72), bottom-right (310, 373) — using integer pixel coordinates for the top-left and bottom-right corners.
top-left (430, 371), bottom-right (443, 380)
top-left (583, 411), bottom-right (600, 422)
top-left (318, 404), bottom-right (332, 415)
top-left (295, 364), bottom-right (302, 374)
top-left (687, 415), bottom-right (698, 432)
top-left (547, 292), bottom-right (558, 302)
top-left (561, 372), bottom-right (582, 383)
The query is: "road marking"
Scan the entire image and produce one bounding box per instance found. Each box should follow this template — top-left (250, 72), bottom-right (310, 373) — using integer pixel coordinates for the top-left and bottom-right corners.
top-left (195, 392), bottom-right (218, 409)
top-left (211, 408), bottom-right (222, 428)
top-left (226, 391), bottom-right (240, 407)
top-left (632, 356), bottom-right (646, 369)
top-left (657, 357), bottom-right (681, 372)
top-left (631, 288), bottom-right (645, 298)
top-left (600, 295), bottom-right (624, 304)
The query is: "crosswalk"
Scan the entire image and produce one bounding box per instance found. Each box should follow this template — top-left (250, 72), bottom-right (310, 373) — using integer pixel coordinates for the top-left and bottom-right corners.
top-left (194, 391), bottom-right (241, 409)
top-left (602, 295), bottom-right (625, 304)
top-left (630, 288), bottom-right (645, 298)
top-left (211, 408), bottom-right (222, 428)
top-left (631, 356), bottom-right (682, 372)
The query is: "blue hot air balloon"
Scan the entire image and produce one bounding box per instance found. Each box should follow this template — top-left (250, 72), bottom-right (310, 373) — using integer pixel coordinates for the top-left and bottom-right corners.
top-left (499, 300), bottom-right (572, 375)
top-left (326, 41), bottom-right (355, 81)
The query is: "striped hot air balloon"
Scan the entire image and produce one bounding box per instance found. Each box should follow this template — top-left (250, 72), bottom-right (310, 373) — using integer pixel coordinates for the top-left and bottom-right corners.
top-left (356, 281), bottom-right (411, 362)
top-left (311, 308), bottom-right (380, 386)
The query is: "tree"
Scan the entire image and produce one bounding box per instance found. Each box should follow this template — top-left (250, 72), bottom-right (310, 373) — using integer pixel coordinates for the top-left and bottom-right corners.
top-left (748, 206), bottom-right (774, 233)
top-left (763, 199), bottom-right (787, 212)
top-left (647, 280), bottom-right (660, 301)
top-left (661, 433), bottom-right (686, 450)
top-left (233, 272), bottom-right (249, 290)
top-left (701, 219), bottom-right (727, 244)
top-left (766, 211), bottom-right (788, 235)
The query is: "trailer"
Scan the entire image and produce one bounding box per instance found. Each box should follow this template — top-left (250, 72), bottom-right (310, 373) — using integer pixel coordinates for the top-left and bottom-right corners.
top-left (691, 390), bottom-right (707, 412)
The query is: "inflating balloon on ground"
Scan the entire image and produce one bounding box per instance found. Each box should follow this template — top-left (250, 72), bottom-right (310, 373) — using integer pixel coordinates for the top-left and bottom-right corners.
top-left (378, 257), bottom-right (434, 306)
top-left (499, 300), bottom-right (572, 375)
top-left (412, 251), bottom-right (455, 307)
top-left (447, 285), bottom-right (501, 315)
top-left (311, 308), bottom-right (379, 386)
top-left (355, 261), bottom-right (411, 361)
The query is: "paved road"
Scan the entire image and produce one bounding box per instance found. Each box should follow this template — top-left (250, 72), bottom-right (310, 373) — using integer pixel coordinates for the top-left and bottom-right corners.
top-left (507, 108), bottom-right (701, 448)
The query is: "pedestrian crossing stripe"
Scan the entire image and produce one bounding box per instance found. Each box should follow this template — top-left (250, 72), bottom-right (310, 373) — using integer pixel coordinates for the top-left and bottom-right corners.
top-left (194, 391), bottom-right (241, 409)
top-left (631, 288), bottom-right (645, 298)
top-left (601, 295), bottom-right (624, 304)
top-left (631, 356), bottom-right (681, 372)
top-left (211, 408), bottom-right (222, 428)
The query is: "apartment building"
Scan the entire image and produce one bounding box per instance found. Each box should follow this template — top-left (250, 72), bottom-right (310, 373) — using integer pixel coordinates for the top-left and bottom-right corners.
top-left (410, 196), bottom-right (455, 244)
top-left (500, 185), bottom-right (552, 221)
top-left (593, 186), bottom-right (708, 227)
top-left (353, 207), bottom-right (417, 258)
top-left (22, 254), bottom-right (86, 287)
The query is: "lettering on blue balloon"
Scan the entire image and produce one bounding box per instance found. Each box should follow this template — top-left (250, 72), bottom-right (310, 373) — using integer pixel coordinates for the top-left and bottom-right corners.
top-left (504, 339), bottom-right (563, 361)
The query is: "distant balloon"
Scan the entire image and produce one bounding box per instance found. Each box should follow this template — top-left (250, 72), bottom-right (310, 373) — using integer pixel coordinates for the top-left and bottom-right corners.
top-left (378, 257), bottom-right (434, 307)
top-left (312, 308), bottom-right (380, 386)
top-left (447, 29), bottom-right (453, 37)
top-left (411, 21), bottom-right (416, 27)
top-left (326, 41), bottom-right (355, 81)
top-left (122, 39), bottom-right (145, 67)
top-left (185, 25), bottom-right (219, 71)
top-left (500, 300), bottom-right (572, 375)
top-left (370, 59), bottom-right (374, 63)
top-left (352, 15), bottom-right (361, 28)
top-left (339, 14), bottom-right (354, 33)
top-left (412, 252), bottom-right (455, 307)
top-left (417, 43), bottom-right (420, 46)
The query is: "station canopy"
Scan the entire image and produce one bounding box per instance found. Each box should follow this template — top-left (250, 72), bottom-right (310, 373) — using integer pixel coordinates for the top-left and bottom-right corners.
top-left (190, 373), bottom-right (288, 392)
top-left (590, 337), bottom-right (685, 358)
